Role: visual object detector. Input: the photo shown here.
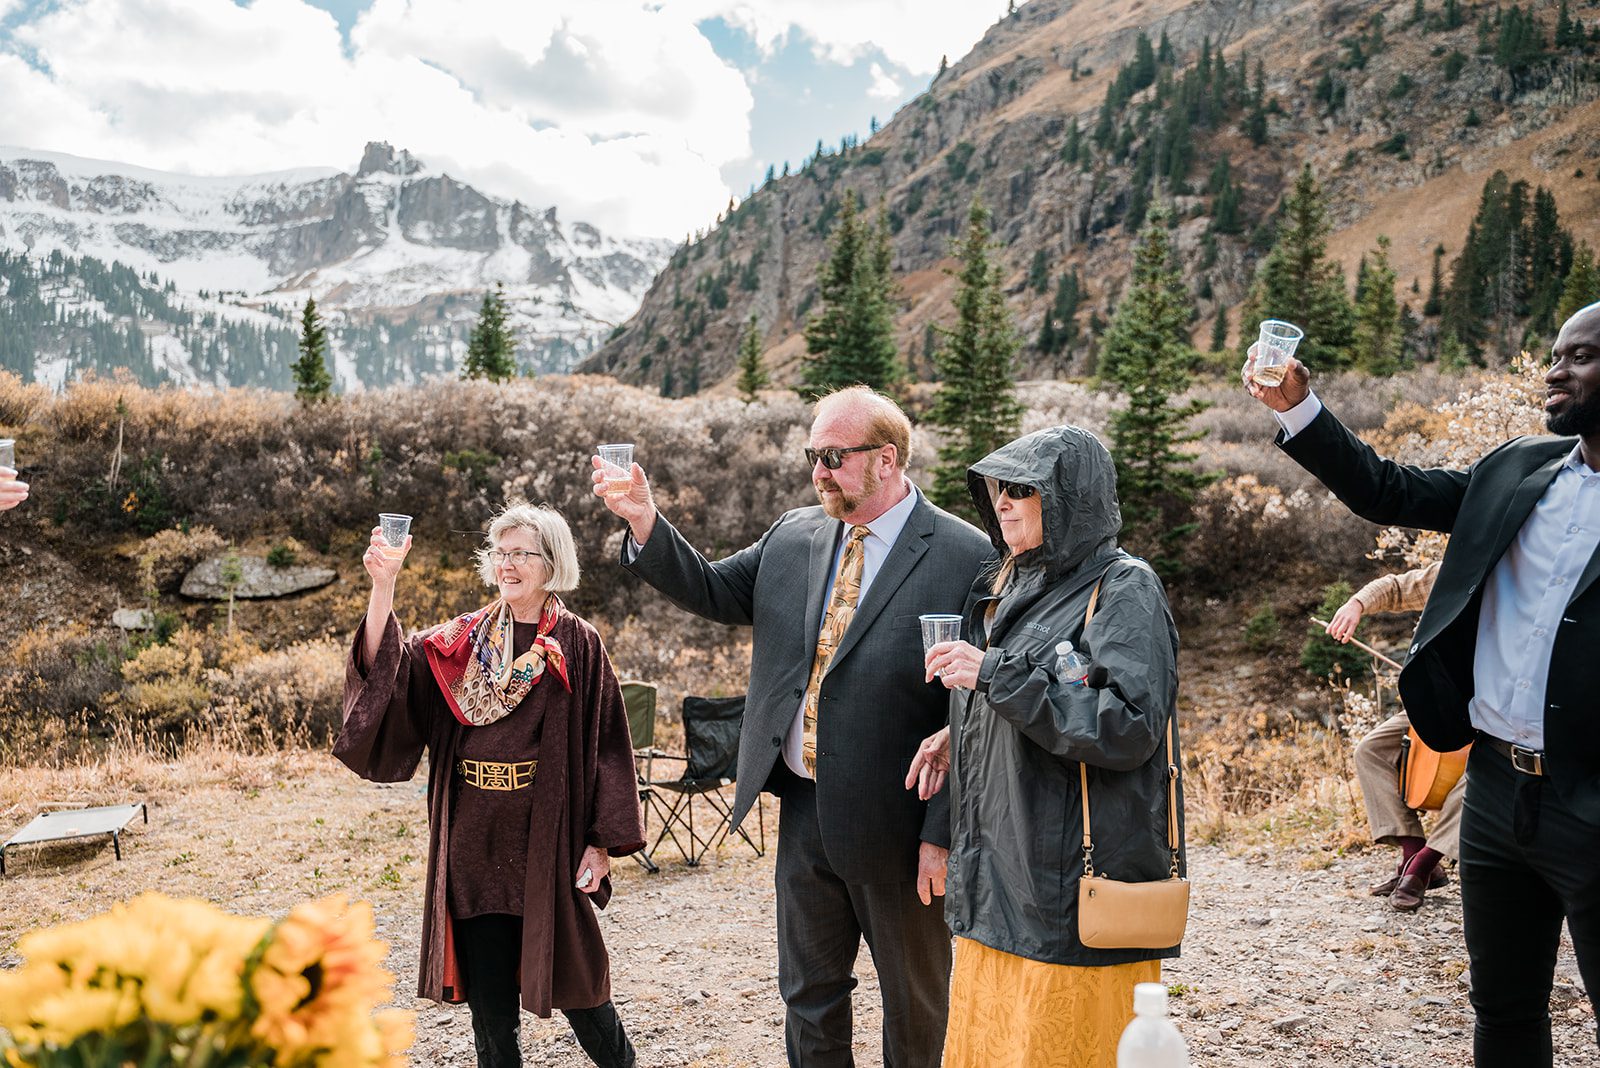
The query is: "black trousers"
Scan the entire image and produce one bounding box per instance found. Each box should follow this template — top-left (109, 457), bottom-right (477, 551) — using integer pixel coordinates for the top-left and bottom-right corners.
top-left (454, 914), bottom-right (635, 1068)
top-left (774, 778), bottom-right (951, 1068)
top-left (1460, 745), bottom-right (1600, 1066)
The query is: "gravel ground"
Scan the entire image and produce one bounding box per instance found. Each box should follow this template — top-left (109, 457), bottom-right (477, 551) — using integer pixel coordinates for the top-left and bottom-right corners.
top-left (2, 757), bottom-right (1594, 1067)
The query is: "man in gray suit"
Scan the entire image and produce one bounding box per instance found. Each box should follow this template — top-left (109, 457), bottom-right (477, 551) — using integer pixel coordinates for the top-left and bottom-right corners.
top-left (595, 386), bottom-right (990, 1067)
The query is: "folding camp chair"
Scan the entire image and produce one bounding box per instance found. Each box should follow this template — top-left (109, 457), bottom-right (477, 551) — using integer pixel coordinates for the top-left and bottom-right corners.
top-left (645, 694), bottom-right (765, 867)
top-left (621, 680), bottom-right (663, 874)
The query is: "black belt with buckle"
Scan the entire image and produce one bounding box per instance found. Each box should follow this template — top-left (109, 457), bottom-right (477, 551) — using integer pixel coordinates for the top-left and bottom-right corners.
top-left (1478, 734), bottom-right (1546, 777)
top-left (455, 758), bottom-right (537, 790)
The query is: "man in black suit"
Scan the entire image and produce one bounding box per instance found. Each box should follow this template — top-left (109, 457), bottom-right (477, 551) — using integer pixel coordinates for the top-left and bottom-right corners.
top-left (595, 386), bottom-right (990, 1067)
top-left (1245, 304), bottom-right (1600, 1066)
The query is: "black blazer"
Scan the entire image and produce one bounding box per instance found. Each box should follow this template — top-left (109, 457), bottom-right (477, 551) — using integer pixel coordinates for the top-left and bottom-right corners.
top-left (1280, 406), bottom-right (1600, 826)
top-left (623, 490), bottom-right (991, 882)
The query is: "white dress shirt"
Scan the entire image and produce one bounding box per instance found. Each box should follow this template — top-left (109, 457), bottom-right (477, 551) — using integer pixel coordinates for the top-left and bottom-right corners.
top-left (1276, 392), bottom-right (1600, 749)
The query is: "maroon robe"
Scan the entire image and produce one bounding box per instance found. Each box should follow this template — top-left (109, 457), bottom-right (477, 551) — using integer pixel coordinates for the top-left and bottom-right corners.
top-left (335, 604), bottom-right (645, 1017)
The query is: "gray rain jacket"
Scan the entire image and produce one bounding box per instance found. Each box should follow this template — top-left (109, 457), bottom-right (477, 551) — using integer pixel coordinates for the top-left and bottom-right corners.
top-left (944, 425), bottom-right (1185, 966)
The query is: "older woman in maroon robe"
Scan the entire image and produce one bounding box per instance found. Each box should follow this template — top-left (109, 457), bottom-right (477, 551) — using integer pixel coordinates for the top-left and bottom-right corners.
top-left (335, 501), bottom-right (644, 1068)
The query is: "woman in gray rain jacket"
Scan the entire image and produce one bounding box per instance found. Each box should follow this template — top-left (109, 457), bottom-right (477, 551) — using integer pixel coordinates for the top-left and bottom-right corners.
top-left (907, 425), bottom-right (1184, 1068)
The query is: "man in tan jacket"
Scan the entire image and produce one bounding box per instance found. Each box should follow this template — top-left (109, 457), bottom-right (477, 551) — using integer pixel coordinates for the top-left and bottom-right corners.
top-left (1326, 562), bottom-right (1462, 911)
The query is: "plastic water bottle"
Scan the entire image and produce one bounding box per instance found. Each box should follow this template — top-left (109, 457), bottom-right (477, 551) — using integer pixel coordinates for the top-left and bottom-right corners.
top-left (1055, 640), bottom-right (1089, 684)
top-left (1117, 983), bottom-right (1190, 1067)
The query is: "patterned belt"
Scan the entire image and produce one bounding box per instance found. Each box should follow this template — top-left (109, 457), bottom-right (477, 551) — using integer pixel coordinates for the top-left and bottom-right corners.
top-left (455, 759), bottom-right (537, 790)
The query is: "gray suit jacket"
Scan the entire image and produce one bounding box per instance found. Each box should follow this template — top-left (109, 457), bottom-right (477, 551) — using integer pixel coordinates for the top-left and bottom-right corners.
top-left (623, 489), bottom-right (991, 882)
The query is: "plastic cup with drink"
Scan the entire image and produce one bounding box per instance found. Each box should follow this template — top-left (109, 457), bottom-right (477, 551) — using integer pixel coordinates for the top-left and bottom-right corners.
top-left (378, 513), bottom-right (412, 560)
top-left (1251, 320), bottom-right (1305, 387)
top-left (920, 614), bottom-right (962, 677)
top-left (597, 443), bottom-right (635, 498)
top-left (0, 439), bottom-right (14, 472)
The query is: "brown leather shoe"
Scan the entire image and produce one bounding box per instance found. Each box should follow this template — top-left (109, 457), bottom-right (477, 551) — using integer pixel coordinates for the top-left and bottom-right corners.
top-left (1389, 871), bottom-right (1430, 911)
top-left (1369, 861), bottom-right (1449, 897)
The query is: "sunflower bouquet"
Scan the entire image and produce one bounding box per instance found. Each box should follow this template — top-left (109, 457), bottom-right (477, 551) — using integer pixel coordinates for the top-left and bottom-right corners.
top-left (0, 893), bottom-right (413, 1068)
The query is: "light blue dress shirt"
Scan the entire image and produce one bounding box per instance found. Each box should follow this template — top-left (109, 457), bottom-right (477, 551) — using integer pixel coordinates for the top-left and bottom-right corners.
top-left (1276, 393), bottom-right (1600, 749)
top-left (780, 484), bottom-right (922, 778)
top-left (627, 483), bottom-right (923, 779)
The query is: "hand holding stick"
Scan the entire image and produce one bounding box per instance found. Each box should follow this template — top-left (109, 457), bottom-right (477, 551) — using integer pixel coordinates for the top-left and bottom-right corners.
top-left (1310, 616), bottom-right (1403, 670)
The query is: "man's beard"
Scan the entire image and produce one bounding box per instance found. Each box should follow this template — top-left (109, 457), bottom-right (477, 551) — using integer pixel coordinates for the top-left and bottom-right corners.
top-left (1547, 390), bottom-right (1600, 437)
top-left (815, 464), bottom-right (880, 519)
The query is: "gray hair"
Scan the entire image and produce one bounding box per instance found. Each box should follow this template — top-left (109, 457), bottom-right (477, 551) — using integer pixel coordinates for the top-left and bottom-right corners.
top-left (475, 500), bottom-right (581, 593)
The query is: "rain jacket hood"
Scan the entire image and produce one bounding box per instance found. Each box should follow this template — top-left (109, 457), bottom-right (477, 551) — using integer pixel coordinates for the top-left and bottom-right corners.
top-left (967, 425), bottom-right (1122, 586)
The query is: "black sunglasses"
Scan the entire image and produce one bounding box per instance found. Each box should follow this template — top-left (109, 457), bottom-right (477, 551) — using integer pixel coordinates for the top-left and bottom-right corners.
top-left (985, 476), bottom-right (1036, 500)
top-left (806, 444), bottom-right (884, 470)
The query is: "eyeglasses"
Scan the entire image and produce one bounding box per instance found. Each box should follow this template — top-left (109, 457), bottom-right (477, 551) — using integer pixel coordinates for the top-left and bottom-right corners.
top-left (984, 476), bottom-right (1037, 501)
top-left (805, 444), bottom-right (884, 470)
top-left (487, 549), bottom-right (543, 567)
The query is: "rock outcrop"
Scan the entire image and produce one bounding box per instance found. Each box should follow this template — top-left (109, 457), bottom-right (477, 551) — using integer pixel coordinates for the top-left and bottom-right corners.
top-left (180, 556), bottom-right (337, 600)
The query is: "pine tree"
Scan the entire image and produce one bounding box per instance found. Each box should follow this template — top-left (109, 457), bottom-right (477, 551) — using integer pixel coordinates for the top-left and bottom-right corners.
top-left (292, 296), bottom-right (333, 402)
top-left (735, 315), bottom-right (769, 402)
top-left (1027, 248), bottom-right (1050, 292)
top-left (1102, 205), bottom-right (1214, 575)
top-left (1245, 61), bottom-right (1269, 145)
top-left (1038, 269), bottom-right (1082, 356)
top-left (1558, 243), bottom-right (1599, 323)
top-left (1353, 236), bottom-right (1403, 375)
top-left (1209, 157), bottom-right (1244, 234)
top-left (1527, 186), bottom-right (1571, 335)
top-left (462, 284), bottom-right (517, 381)
top-left (800, 191), bottom-right (902, 397)
top-left (1209, 304), bottom-right (1230, 352)
top-left (1424, 243), bottom-right (1446, 316)
top-left (1236, 165), bottom-right (1356, 370)
top-left (928, 200), bottom-right (1024, 520)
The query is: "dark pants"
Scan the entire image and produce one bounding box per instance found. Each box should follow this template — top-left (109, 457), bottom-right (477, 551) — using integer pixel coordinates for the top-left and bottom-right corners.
top-left (1460, 745), bottom-right (1600, 1066)
top-left (454, 914), bottom-right (635, 1068)
top-left (775, 778), bottom-right (951, 1068)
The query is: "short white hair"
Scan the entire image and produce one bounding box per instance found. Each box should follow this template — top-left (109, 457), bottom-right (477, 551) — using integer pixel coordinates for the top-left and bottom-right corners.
top-left (475, 500), bottom-right (581, 593)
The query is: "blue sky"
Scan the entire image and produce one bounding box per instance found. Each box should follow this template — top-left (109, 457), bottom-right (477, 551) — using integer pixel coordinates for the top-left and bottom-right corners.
top-left (0, 0), bottom-right (998, 236)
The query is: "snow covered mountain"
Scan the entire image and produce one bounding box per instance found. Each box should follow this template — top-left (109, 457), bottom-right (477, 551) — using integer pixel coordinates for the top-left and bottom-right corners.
top-left (0, 142), bottom-right (674, 388)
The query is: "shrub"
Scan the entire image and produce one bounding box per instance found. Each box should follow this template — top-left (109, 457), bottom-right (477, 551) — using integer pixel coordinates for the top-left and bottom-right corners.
top-left (119, 628), bottom-right (211, 728)
top-left (1182, 475), bottom-right (1376, 597)
top-left (1243, 601), bottom-right (1282, 651)
top-left (138, 526), bottom-right (228, 594)
top-left (1300, 582), bottom-right (1369, 680)
top-left (0, 624), bottom-right (127, 744)
top-left (210, 638), bottom-right (347, 745)
top-left (266, 540), bottom-right (301, 568)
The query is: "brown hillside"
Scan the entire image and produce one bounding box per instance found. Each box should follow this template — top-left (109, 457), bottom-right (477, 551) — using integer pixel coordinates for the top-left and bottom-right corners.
top-left (580, 0), bottom-right (1600, 394)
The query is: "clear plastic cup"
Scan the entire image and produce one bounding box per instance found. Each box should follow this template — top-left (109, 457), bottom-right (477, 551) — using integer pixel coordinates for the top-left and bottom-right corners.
top-left (0, 439), bottom-right (14, 471)
top-left (1252, 320), bottom-right (1305, 387)
top-left (597, 443), bottom-right (634, 497)
top-left (378, 513), bottom-right (412, 559)
top-left (920, 614), bottom-right (963, 676)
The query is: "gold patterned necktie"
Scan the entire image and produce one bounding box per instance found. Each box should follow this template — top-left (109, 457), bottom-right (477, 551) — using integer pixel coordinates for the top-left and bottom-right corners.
top-left (801, 524), bottom-right (871, 776)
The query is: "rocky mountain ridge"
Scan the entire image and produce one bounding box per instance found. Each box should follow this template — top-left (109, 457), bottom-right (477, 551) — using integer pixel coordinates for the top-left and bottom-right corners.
top-left (580, 0), bottom-right (1600, 394)
top-left (0, 142), bottom-right (672, 387)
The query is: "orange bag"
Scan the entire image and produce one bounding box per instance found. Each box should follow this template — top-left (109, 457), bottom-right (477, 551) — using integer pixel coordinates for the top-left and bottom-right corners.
top-left (1399, 725), bottom-right (1471, 811)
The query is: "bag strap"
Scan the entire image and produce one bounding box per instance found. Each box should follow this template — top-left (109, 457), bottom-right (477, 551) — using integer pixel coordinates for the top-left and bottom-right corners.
top-left (1078, 563), bottom-right (1182, 880)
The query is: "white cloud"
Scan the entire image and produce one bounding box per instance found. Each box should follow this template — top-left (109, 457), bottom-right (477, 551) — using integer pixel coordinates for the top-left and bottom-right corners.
top-left (866, 62), bottom-right (900, 101)
top-left (672, 0), bottom-right (996, 74)
top-left (0, 0), bottom-right (753, 237)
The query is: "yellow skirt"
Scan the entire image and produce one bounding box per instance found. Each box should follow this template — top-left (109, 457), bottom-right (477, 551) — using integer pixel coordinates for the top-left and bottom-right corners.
top-left (943, 936), bottom-right (1161, 1068)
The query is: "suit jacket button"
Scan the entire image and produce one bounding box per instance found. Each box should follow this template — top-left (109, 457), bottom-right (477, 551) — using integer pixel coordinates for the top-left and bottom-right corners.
top-left (772, 736), bottom-right (782, 746)
top-left (1410, 644), bottom-right (1419, 655)
top-left (792, 687), bottom-right (802, 698)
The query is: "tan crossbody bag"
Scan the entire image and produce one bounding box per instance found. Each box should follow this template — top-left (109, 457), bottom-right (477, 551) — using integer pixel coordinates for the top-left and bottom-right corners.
top-left (1075, 571), bottom-right (1190, 950)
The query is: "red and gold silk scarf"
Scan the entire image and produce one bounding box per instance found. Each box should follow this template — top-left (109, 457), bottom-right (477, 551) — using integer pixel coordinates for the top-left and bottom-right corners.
top-left (423, 594), bottom-right (570, 726)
